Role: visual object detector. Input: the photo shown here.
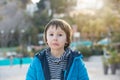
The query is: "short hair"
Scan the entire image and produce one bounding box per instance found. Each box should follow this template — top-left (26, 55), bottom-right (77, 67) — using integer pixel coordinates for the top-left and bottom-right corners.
top-left (44, 19), bottom-right (72, 48)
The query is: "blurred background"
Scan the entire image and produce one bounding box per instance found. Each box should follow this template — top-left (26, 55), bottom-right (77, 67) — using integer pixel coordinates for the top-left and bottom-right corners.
top-left (0, 0), bottom-right (120, 80)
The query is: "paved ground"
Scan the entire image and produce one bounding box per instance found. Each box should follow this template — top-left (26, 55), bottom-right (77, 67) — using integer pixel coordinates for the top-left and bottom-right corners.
top-left (0, 65), bottom-right (29, 80)
top-left (86, 56), bottom-right (120, 80)
top-left (0, 56), bottom-right (120, 80)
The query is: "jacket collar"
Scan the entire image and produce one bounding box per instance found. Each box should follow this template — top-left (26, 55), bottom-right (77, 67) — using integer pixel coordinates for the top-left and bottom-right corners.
top-left (36, 48), bottom-right (82, 80)
top-left (65, 50), bottom-right (82, 80)
top-left (36, 49), bottom-right (51, 80)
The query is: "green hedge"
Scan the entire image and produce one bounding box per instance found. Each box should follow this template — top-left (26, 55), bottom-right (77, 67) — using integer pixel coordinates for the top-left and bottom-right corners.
top-left (77, 46), bottom-right (92, 57)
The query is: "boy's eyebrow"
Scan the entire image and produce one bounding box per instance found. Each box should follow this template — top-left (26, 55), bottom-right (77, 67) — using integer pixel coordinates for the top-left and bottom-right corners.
top-left (47, 31), bottom-right (64, 33)
top-left (47, 31), bottom-right (65, 35)
top-left (47, 30), bottom-right (54, 33)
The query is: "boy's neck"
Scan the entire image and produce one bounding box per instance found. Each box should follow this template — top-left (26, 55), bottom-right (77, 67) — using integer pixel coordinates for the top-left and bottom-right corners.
top-left (50, 49), bottom-right (65, 58)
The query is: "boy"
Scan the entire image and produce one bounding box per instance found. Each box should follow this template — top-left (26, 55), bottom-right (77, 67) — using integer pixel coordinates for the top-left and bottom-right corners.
top-left (26, 19), bottom-right (89, 80)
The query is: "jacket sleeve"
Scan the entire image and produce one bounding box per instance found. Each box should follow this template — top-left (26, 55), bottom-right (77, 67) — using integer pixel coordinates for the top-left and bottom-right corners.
top-left (78, 57), bottom-right (89, 80)
top-left (26, 57), bottom-right (37, 80)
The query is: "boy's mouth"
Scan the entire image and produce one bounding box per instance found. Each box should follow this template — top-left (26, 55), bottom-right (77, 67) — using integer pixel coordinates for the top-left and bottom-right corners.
top-left (52, 43), bottom-right (59, 46)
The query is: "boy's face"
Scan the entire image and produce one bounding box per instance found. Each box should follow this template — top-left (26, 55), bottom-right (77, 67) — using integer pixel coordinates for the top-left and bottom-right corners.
top-left (46, 26), bottom-right (67, 50)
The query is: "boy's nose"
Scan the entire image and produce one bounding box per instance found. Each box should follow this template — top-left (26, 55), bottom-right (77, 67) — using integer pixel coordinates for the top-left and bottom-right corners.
top-left (53, 35), bottom-right (58, 41)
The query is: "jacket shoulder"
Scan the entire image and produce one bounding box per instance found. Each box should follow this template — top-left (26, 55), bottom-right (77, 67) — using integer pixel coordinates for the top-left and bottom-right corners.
top-left (71, 49), bottom-right (83, 58)
top-left (35, 49), bottom-right (46, 60)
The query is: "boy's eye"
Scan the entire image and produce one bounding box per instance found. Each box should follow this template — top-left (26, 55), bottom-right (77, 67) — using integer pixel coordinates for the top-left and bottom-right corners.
top-left (58, 34), bottom-right (62, 36)
top-left (50, 34), bottom-right (53, 36)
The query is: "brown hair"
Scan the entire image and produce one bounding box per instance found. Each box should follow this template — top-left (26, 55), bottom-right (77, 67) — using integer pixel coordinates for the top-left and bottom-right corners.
top-left (44, 19), bottom-right (72, 48)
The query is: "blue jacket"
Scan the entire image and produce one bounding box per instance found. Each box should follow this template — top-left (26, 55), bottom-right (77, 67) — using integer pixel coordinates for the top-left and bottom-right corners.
top-left (26, 48), bottom-right (89, 80)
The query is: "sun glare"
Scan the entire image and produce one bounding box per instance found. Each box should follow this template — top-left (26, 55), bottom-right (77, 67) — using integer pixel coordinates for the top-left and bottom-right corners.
top-left (31, 0), bottom-right (40, 4)
top-left (76, 0), bottom-right (103, 10)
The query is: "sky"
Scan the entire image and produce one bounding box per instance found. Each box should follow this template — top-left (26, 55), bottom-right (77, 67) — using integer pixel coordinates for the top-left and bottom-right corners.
top-left (31, 0), bottom-right (104, 10)
top-left (31, 0), bottom-right (40, 4)
top-left (75, 0), bottom-right (104, 10)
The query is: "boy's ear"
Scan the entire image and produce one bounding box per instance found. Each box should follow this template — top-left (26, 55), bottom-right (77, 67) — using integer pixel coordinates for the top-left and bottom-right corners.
top-left (65, 42), bottom-right (68, 45)
top-left (65, 41), bottom-right (68, 43)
